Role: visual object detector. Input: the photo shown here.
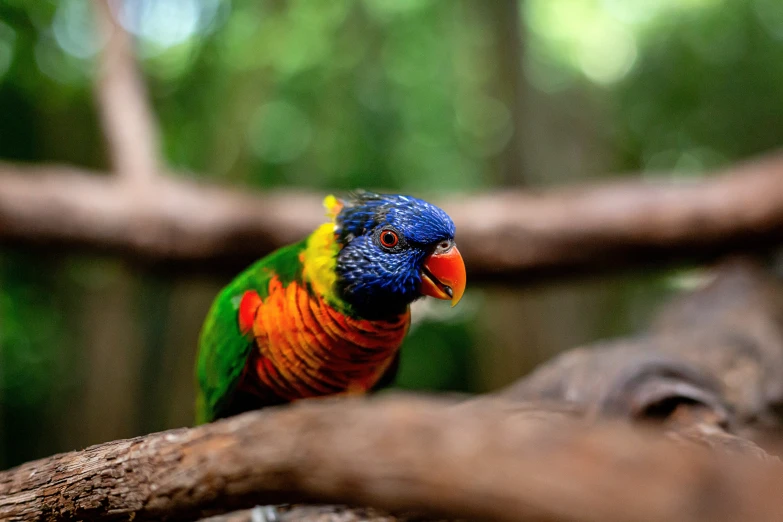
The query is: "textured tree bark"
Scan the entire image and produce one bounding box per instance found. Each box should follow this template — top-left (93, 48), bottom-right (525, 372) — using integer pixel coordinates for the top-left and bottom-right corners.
top-left (0, 395), bottom-right (782, 522)
top-left (1, 152), bottom-right (783, 278)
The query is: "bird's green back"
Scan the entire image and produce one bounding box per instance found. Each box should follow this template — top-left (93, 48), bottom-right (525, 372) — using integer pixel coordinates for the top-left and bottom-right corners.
top-left (195, 239), bottom-right (306, 424)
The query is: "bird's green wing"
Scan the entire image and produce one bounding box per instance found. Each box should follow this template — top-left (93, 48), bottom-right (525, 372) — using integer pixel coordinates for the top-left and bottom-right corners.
top-left (195, 239), bottom-right (306, 424)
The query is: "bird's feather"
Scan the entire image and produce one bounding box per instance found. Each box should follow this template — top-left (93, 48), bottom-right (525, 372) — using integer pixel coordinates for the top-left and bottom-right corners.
top-left (195, 240), bottom-right (306, 423)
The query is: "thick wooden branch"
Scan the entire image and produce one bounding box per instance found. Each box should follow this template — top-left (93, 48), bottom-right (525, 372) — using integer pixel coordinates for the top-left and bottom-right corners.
top-left (497, 258), bottom-right (783, 444)
top-left (1, 153), bottom-right (783, 277)
top-left (1, 395), bottom-right (782, 522)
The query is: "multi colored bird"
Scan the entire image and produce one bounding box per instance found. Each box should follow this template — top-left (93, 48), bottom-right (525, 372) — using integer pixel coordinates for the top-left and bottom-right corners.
top-left (195, 191), bottom-right (467, 423)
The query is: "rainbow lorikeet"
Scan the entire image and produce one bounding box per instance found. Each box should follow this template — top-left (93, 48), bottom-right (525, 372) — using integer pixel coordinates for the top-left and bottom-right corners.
top-left (195, 191), bottom-right (467, 423)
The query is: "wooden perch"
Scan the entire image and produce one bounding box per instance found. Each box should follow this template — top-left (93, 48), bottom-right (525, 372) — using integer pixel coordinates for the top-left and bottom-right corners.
top-left (1, 395), bottom-right (783, 522)
top-left (2, 152), bottom-right (783, 278)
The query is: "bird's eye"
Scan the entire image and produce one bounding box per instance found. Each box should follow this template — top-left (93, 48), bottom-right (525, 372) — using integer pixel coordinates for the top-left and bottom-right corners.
top-left (380, 229), bottom-right (399, 248)
top-left (436, 240), bottom-right (453, 253)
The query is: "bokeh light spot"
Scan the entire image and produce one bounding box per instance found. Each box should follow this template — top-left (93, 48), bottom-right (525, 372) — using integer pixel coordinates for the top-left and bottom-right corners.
top-left (52, 0), bottom-right (106, 59)
top-left (577, 24), bottom-right (638, 85)
top-left (456, 94), bottom-right (513, 158)
top-left (0, 22), bottom-right (16, 81)
top-left (754, 0), bottom-right (783, 40)
top-left (247, 100), bottom-right (313, 165)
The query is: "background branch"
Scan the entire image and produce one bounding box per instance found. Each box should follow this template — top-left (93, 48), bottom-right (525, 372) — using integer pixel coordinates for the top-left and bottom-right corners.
top-left (92, 0), bottom-right (160, 185)
top-left (1, 153), bottom-right (782, 278)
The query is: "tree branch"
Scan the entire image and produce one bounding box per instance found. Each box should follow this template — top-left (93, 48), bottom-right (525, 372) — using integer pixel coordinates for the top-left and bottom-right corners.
top-left (92, 0), bottom-right (160, 185)
top-left (0, 395), bottom-right (782, 522)
top-left (497, 258), bottom-right (783, 446)
top-left (2, 153), bottom-right (783, 277)
top-left (198, 505), bottom-right (439, 522)
top-left (0, 163), bottom-right (320, 262)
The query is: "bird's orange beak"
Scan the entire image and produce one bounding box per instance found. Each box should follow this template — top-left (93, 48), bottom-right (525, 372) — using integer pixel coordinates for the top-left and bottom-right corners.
top-left (420, 244), bottom-right (466, 307)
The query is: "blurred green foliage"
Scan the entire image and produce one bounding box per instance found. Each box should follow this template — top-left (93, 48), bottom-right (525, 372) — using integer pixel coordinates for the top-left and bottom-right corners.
top-left (1, 0), bottom-right (783, 469)
top-left (526, 0), bottom-right (783, 173)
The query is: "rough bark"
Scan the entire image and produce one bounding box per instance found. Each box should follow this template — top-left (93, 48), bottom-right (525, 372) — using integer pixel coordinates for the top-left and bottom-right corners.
top-left (1, 395), bottom-right (782, 522)
top-left (2, 152), bottom-right (783, 277)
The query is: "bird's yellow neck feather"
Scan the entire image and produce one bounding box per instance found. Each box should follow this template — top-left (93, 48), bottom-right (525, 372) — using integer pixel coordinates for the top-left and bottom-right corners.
top-left (300, 195), bottom-right (343, 306)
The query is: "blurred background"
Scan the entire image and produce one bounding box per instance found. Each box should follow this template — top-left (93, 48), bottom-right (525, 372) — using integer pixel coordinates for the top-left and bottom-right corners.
top-left (1, 0), bottom-right (783, 469)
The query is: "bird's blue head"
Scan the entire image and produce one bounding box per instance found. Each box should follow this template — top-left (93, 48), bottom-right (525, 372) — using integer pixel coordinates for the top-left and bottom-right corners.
top-left (332, 191), bottom-right (466, 319)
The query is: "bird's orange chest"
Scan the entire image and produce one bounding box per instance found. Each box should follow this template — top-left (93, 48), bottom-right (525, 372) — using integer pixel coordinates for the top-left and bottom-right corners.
top-left (237, 276), bottom-right (410, 401)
